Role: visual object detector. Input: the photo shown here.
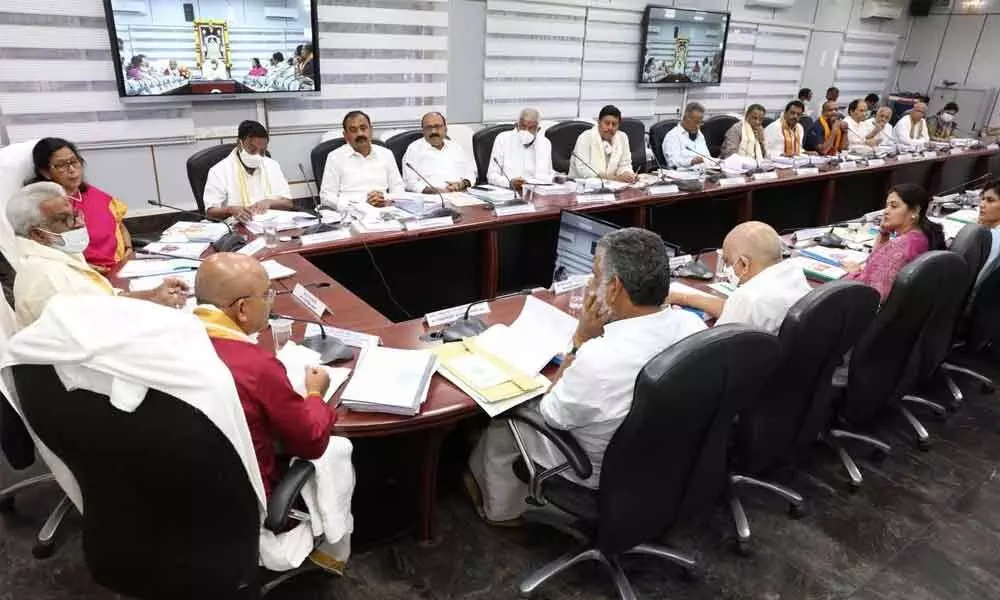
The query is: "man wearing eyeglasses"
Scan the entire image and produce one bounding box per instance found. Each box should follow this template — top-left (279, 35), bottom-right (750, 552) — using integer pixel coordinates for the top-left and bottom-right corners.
top-left (401, 111), bottom-right (477, 194)
top-left (6, 182), bottom-right (188, 328)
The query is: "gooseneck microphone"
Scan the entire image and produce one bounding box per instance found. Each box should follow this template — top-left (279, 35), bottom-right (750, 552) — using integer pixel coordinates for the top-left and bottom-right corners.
top-left (147, 199), bottom-right (247, 252)
top-left (491, 156), bottom-right (522, 200)
top-left (570, 151), bottom-right (612, 194)
top-left (269, 311), bottom-right (353, 363)
top-left (297, 162), bottom-right (338, 235)
top-left (404, 162), bottom-right (462, 221)
top-left (439, 288), bottom-right (536, 343)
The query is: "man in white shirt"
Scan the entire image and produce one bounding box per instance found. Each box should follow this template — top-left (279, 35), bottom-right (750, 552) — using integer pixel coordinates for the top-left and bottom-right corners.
top-left (844, 98), bottom-right (868, 147)
top-left (764, 101), bottom-right (807, 158)
top-left (569, 105), bottom-right (637, 182)
top-left (6, 182), bottom-right (186, 327)
top-left (668, 221), bottom-right (811, 335)
top-left (203, 120), bottom-right (293, 222)
top-left (467, 227), bottom-right (706, 523)
top-left (401, 112), bottom-right (477, 194)
top-left (319, 110), bottom-right (404, 212)
top-left (720, 104), bottom-right (766, 160)
top-left (858, 107), bottom-right (896, 153)
top-left (893, 102), bottom-right (930, 149)
top-left (663, 102), bottom-right (711, 168)
top-left (486, 108), bottom-right (553, 191)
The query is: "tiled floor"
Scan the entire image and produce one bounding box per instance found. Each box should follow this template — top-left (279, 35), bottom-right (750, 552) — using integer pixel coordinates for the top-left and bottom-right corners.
top-left (3, 352), bottom-right (1000, 599)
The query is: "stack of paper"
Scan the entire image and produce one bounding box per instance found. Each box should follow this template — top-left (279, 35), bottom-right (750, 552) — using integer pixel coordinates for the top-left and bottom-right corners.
top-left (128, 270), bottom-right (198, 292)
top-left (798, 246), bottom-right (868, 268)
top-left (163, 221), bottom-right (229, 243)
top-left (340, 346), bottom-right (437, 416)
top-left (276, 341), bottom-right (351, 403)
top-left (946, 209), bottom-right (980, 225)
top-left (788, 256), bottom-right (848, 281)
top-left (262, 260), bottom-right (296, 280)
top-left (136, 242), bottom-right (209, 260)
top-left (117, 258), bottom-right (200, 279)
top-left (832, 227), bottom-right (876, 245)
top-left (930, 216), bottom-right (966, 241)
top-left (466, 185), bottom-right (518, 204)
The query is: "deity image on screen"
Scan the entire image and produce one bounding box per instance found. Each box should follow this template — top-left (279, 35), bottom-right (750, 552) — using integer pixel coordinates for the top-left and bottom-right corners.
top-left (672, 37), bottom-right (689, 74)
top-left (194, 20), bottom-right (231, 70)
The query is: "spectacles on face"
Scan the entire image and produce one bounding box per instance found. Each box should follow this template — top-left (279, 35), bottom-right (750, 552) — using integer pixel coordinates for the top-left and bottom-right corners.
top-left (46, 207), bottom-right (85, 230)
top-left (50, 158), bottom-right (82, 174)
top-left (228, 287), bottom-right (276, 307)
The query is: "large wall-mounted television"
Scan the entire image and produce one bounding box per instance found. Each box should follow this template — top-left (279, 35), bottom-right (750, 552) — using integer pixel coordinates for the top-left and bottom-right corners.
top-left (638, 5), bottom-right (730, 87)
top-left (103, 0), bottom-right (320, 101)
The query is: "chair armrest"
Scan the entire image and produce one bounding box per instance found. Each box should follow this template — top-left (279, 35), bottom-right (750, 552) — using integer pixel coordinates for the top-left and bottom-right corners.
top-left (264, 460), bottom-right (315, 533)
top-left (507, 406), bottom-right (592, 480)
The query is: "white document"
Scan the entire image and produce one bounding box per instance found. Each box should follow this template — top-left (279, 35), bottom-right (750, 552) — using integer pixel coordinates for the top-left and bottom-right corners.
top-left (116, 259), bottom-right (200, 279)
top-left (946, 209), bottom-right (979, 225)
top-left (127, 270), bottom-right (198, 292)
top-left (304, 323), bottom-right (380, 349)
top-left (163, 221), bottom-right (229, 243)
top-left (137, 242), bottom-right (209, 260)
top-left (252, 209), bottom-right (317, 223)
top-left (708, 282), bottom-right (736, 297)
top-left (474, 296), bottom-right (577, 377)
top-left (436, 366), bottom-right (550, 418)
top-left (262, 260), bottom-right (296, 280)
top-left (340, 346), bottom-right (436, 414)
top-left (444, 192), bottom-right (486, 207)
top-left (930, 216), bottom-right (966, 240)
top-left (237, 237), bottom-right (268, 256)
top-left (446, 354), bottom-right (509, 389)
top-left (276, 341), bottom-right (350, 403)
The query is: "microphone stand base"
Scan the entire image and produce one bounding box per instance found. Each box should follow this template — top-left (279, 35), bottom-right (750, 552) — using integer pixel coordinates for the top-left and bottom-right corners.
top-left (212, 232), bottom-right (248, 252)
top-left (303, 335), bottom-right (354, 363)
top-left (423, 206), bottom-right (463, 223)
top-left (440, 317), bottom-right (488, 343)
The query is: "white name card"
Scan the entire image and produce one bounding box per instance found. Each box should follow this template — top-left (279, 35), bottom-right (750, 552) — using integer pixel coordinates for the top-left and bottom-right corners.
top-left (839, 161), bottom-right (857, 170)
top-left (950, 148), bottom-right (965, 155)
top-left (752, 171), bottom-right (778, 181)
top-left (551, 276), bottom-right (590, 295)
top-left (718, 177), bottom-right (746, 187)
top-left (648, 184), bottom-right (680, 195)
top-left (868, 158), bottom-right (886, 167)
top-left (795, 167), bottom-right (819, 176)
top-left (923, 150), bottom-right (940, 159)
top-left (896, 153), bottom-right (914, 161)
top-left (300, 228), bottom-right (351, 246)
top-left (576, 193), bottom-right (616, 204)
top-left (988, 144), bottom-right (999, 151)
top-left (304, 323), bottom-right (380, 349)
top-left (238, 237), bottom-right (267, 256)
top-left (425, 302), bottom-right (491, 328)
top-left (495, 203), bottom-right (537, 217)
top-left (403, 216), bottom-right (454, 231)
top-left (292, 283), bottom-right (331, 319)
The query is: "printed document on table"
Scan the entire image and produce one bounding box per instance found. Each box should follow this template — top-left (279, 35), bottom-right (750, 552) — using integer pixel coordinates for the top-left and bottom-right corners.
top-left (340, 346), bottom-right (436, 409)
top-left (276, 341), bottom-right (350, 403)
top-left (474, 296), bottom-right (577, 377)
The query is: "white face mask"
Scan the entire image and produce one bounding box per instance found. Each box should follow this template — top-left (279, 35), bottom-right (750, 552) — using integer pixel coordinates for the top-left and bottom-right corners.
top-left (724, 264), bottom-right (741, 288)
top-left (239, 148), bottom-right (263, 169)
top-left (517, 129), bottom-right (535, 146)
top-left (940, 112), bottom-right (955, 123)
top-left (42, 226), bottom-right (89, 255)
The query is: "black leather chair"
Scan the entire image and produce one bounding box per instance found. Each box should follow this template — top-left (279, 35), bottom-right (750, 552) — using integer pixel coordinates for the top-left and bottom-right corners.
top-left (186, 143), bottom-right (237, 213)
top-left (472, 123), bottom-right (514, 184)
top-left (544, 121), bottom-right (592, 175)
top-left (11, 363), bottom-right (318, 599)
top-left (798, 115), bottom-right (814, 133)
top-left (702, 115), bottom-right (739, 158)
top-left (963, 253), bottom-right (1000, 352)
top-left (649, 119), bottom-right (678, 169)
top-left (728, 281), bottom-right (879, 552)
top-left (503, 325), bottom-right (781, 597)
top-left (384, 130), bottom-right (423, 174)
top-left (618, 118), bottom-right (648, 173)
top-left (310, 137), bottom-right (388, 190)
top-left (762, 116), bottom-right (775, 129)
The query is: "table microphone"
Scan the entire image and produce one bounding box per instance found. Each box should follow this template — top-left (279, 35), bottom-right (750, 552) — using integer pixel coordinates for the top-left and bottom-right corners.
top-left (403, 162), bottom-right (463, 221)
top-left (297, 162), bottom-right (339, 234)
top-left (570, 151), bottom-right (613, 194)
top-left (672, 247), bottom-right (715, 280)
top-left (268, 311), bottom-right (353, 363)
top-left (491, 156), bottom-right (523, 201)
top-left (147, 199), bottom-right (247, 252)
top-left (438, 288), bottom-right (536, 343)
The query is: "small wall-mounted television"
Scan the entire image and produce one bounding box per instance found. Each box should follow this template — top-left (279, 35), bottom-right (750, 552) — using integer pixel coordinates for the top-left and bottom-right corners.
top-left (103, 0), bottom-right (320, 101)
top-left (638, 5), bottom-right (730, 88)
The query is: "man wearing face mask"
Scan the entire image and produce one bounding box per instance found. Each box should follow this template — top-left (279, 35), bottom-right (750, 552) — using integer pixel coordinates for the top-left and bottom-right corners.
top-left (667, 221), bottom-right (811, 335)
top-left (859, 106), bottom-right (896, 152)
top-left (203, 120), bottom-right (293, 223)
top-left (486, 108), bottom-right (554, 191)
top-left (6, 182), bottom-right (188, 327)
top-left (466, 228), bottom-right (705, 524)
top-left (927, 102), bottom-right (959, 142)
top-left (319, 110), bottom-right (404, 212)
top-left (401, 111), bottom-right (477, 194)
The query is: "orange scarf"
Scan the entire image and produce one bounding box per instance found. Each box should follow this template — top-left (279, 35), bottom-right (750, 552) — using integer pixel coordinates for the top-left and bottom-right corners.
top-left (193, 305), bottom-right (252, 343)
top-left (782, 120), bottom-right (801, 156)
top-left (819, 117), bottom-right (842, 156)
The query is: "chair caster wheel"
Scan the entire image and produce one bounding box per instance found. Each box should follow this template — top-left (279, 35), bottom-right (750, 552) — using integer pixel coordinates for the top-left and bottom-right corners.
top-left (735, 538), bottom-right (752, 556)
top-left (982, 382), bottom-right (994, 394)
top-left (933, 410), bottom-right (948, 423)
top-left (918, 439), bottom-right (931, 452)
top-left (32, 543), bottom-right (55, 560)
top-left (789, 503), bottom-right (806, 519)
top-left (0, 497), bottom-right (14, 513)
top-left (848, 480), bottom-right (861, 493)
top-left (681, 566), bottom-right (700, 582)
top-left (870, 448), bottom-right (888, 463)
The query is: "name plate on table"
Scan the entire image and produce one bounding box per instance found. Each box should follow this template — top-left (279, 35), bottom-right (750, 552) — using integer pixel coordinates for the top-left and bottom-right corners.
top-left (988, 144), bottom-right (999, 151)
top-left (238, 237), bottom-right (267, 256)
top-left (752, 171), bottom-right (778, 181)
top-left (304, 323), bottom-right (380, 349)
top-left (896, 153), bottom-right (915, 161)
top-left (795, 167), bottom-right (819, 176)
top-left (839, 161), bottom-right (858, 170)
top-left (551, 276), bottom-right (589, 295)
top-left (868, 158), bottom-right (886, 167)
top-left (495, 203), bottom-right (537, 217)
top-left (425, 302), bottom-right (491, 327)
top-left (576, 193), bottom-right (616, 204)
top-left (950, 148), bottom-right (965, 155)
top-left (403, 216), bottom-right (454, 231)
top-left (923, 150), bottom-right (940, 159)
top-left (300, 228), bottom-right (351, 246)
top-left (718, 177), bottom-right (747, 187)
top-left (648, 184), bottom-right (680, 195)
top-left (292, 283), bottom-right (330, 319)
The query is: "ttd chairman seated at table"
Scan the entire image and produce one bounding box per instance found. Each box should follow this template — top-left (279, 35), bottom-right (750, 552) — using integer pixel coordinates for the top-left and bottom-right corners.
top-left (466, 227), bottom-right (706, 523)
top-left (856, 107), bottom-right (896, 153)
top-left (663, 102), bottom-right (710, 168)
top-left (720, 104), bottom-right (766, 161)
top-left (6, 182), bottom-right (187, 327)
top-left (402, 111), bottom-right (477, 193)
top-left (319, 110), bottom-right (404, 212)
top-left (203, 120), bottom-right (293, 222)
top-left (764, 101), bottom-right (807, 158)
top-left (667, 221), bottom-right (811, 335)
top-left (804, 101), bottom-right (849, 156)
top-left (486, 108), bottom-right (553, 192)
top-left (893, 102), bottom-right (930, 149)
top-left (568, 104), bottom-right (637, 183)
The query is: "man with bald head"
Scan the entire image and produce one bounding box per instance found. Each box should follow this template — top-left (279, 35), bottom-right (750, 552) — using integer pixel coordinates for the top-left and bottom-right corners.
top-left (668, 221), bottom-right (811, 334)
top-left (804, 100), bottom-right (849, 156)
top-left (487, 108), bottom-right (553, 191)
top-left (401, 111), bottom-right (476, 193)
top-left (193, 253), bottom-right (335, 497)
top-left (894, 101), bottom-right (930, 148)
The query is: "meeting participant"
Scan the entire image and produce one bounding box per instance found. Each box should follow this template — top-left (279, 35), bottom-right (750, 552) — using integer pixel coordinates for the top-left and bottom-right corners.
top-left (720, 104), bottom-right (767, 161)
top-left (927, 102), bottom-right (960, 141)
top-left (299, 43), bottom-right (315, 79)
top-left (466, 228), bottom-right (706, 523)
top-left (663, 102), bottom-right (710, 168)
top-left (668, 222), bottom-right (810, 334)
top-left (270, 52), bottom-right (285, 68)
top-left (402, 111), bottom-right (476, 194)
top-left (804, 101), bottom-right (849, 156)
top-left (203, 120), bottom-right (293, 222)
top-left (126, 56), bottom-right (145, 80)
top-left (6, 182), bottom-right (187, 327)
top-left (320, 110), bottom-right (404, 211)
top-left (797, 88), bottom-right (815, 117)
top-left (486, 108), bottom-right (553, 191)
top-left (29, 138), bottom-right (131, 273)
top-left (826, 86), bottom-right (840, 106)
top-left (764, 100), bottom-right (807, 158)
top-left (844, 98), bottom-right (868, 142)
top-left (865, 93), bottom-right (880, 119)
top-left (893, 102), bottom-right (930, 148)
top-left (974, 181), bottom-right (1000, 289)
top-left (569, 105), bottom-right (637, 183)
top-left (843, 183), bottom-right (945, 301)
top-left (248, 58), bottom-right (266, 77)
top-left (858, 106), bottom-right (896, 153)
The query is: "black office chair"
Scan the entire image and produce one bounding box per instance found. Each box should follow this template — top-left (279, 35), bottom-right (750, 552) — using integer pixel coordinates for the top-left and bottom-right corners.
top-left (384, 130), bottom-right (423, 174)
top-left (10, 363), bottom-right (318, 599)
top-left (798, 115), bottom-right (814, 133)
top-left (618, 118), bottom-right (648, 173)
top-left (963, 253), bottom-right (1000, 352)
top-left (702, 115), bottom-right (739, 158)
top-left (503, 325), bottom-right (782, 598)
top-left (762, 116), bottom-right (775, 129)
top-left (728, 281), bottom-right (879, 552)
top-left (309, 137), bottom-right (388, 191)
top-left (544, 121), bottom-right (592, 175)
top-left (471, 123), bottom-right (515, 184)
top-left (186, 143), bottom-right (237, 214)
top-left (648, 119), bottom-right (678, 169)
